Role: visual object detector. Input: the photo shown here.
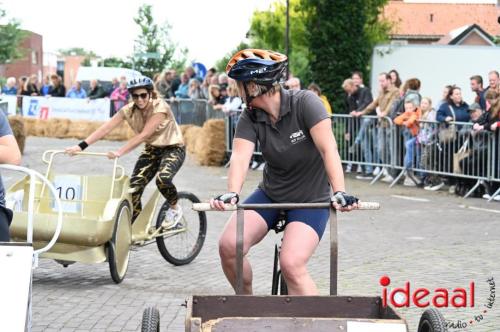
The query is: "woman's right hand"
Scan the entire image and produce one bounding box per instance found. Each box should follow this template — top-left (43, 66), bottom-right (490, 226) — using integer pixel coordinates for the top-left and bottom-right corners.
top-left (209, 192), bottom-right (239, 211)
top-left (445, 116), bottom-right (453, 122)
top-left (65, 145), bottom-right (82, 156)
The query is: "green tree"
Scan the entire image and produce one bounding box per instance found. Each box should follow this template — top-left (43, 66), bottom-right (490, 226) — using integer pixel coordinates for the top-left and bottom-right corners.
top-left (248, 0), bottom-right (311, 83)
top-left (304, 0), bottom-right (388, 113)
top-left (215, 41), bottom-right (250, 73)
top-left (102, 56), bottom-right (133, 68)
top-left (58, 47), bottom-right (98, 67)
top-left (0, 7), bottom-right (27, 64)
top-left (132, 4), bottom-right (186, 78)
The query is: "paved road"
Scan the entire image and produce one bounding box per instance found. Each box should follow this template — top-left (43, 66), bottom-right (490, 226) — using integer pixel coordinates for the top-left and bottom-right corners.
top-left (3, 137), bottom-right (499, 331)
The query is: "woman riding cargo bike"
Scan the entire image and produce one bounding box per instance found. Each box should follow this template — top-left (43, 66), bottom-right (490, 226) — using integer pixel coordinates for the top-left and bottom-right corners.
top-left (210, 49), bottom-right (359, 296)
top-left (65, 76), bottom-right (206, 272)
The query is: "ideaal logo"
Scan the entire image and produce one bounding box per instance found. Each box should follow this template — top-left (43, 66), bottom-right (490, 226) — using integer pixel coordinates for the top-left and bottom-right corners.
top-left (380, 275), bottom-right (496, 330)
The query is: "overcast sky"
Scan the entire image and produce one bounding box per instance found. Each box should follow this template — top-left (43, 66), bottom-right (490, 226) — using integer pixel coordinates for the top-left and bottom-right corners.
top-left (1, 0), bottom-right (275, 67)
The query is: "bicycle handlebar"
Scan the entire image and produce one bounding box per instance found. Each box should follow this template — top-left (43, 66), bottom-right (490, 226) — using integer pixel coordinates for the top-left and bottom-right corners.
top-left (192, 201), bottom-right (380, 211)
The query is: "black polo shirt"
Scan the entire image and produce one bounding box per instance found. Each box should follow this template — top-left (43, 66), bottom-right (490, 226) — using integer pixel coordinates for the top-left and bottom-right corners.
top-left (235, 88), bottom-right (330, 203)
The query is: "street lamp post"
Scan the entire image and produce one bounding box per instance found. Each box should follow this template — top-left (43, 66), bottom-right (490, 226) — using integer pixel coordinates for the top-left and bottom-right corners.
top-left (285, 0), bottom-right (290, 80)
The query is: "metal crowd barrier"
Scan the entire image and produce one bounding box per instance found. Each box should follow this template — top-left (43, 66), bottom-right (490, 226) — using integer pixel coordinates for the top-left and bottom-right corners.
top-left (222, 112), bottom-right (499, 199)
top-left (167, 98), bottom-right (224, 126)
top-left (331, 114), bottom-right (499, 198)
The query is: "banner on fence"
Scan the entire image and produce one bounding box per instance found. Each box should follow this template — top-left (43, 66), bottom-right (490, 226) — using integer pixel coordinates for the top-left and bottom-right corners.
top-left (0, 95), bottom-right (18, 115)
top-left (22, 96), bottom-right (110, 121)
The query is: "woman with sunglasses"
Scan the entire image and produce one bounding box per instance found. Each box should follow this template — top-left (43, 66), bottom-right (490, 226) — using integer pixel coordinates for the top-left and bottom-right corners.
top-left (65, 76), bottom-right (185, 227)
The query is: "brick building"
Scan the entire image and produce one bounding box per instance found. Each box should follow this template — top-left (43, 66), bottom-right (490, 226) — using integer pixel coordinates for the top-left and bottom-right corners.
top-left (0, 30), bottom-right (43, 80)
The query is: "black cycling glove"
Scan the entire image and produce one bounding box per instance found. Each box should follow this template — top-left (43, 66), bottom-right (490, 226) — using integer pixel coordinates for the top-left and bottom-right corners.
top-left (331, 191), bottom-right (359, 208)
top-left (214, 192), bottom-right (240, 204)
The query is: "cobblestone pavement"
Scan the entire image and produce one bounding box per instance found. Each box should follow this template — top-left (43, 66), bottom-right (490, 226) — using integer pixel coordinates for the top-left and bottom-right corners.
top-left (3, 137), bottom-right (499, 331)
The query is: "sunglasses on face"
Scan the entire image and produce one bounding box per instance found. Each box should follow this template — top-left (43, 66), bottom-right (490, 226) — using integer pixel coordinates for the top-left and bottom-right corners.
top-left (132, 92), bottom-right (149, 100)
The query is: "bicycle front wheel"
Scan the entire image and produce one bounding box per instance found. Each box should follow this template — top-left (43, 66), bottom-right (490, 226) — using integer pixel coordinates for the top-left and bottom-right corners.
top-left (155, 191), bottom-right (207, 265)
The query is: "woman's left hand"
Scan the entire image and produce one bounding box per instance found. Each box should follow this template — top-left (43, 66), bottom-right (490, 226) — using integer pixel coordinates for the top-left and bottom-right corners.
top-left (331, 191), bottom-right (359, 212)
top-left (107, 151), bottom-right (121, 159)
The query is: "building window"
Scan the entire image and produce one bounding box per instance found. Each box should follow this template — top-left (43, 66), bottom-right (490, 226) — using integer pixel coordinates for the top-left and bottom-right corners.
top-left (32, 51), bottom-right (38, 65)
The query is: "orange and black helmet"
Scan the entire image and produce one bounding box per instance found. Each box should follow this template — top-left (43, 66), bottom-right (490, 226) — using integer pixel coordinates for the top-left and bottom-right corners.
top-left (226, 49), bottom-right (287, 85)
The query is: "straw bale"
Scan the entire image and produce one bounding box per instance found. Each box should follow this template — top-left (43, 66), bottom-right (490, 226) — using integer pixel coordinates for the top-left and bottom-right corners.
top-left (195, 119), bottom-right (226, 166)
top-left (104, 121), bottom-right (130, 141)
top-left (48, 118), bottom-right (71, 138)
top-left (8, 116), bottom-right (26, 154)
top-left (183, 126), bottom-right (203, 154)
top-left (179, 124), bottom-right (194, 138)
top-left (22, 118), bottom-right (38, 136)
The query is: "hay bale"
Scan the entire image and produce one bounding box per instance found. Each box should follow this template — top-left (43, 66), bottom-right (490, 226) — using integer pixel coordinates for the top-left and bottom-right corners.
top-left (183, 126), bottom-right (203, 154)
top-left (179, 124), bottom-right (194, 138)
top-left (195, 119), bottom-right (226, 166)
top-left (104, 121), bottom-right (130, 141)
top-left (34, 119), bottom-right (50, 137)
top-left (48, 118), bottom-right (71, 138)
top-left (67, 120), bottom-right (100, 139)
top-left (8, 116), bottom-right (26, 154)
top-left (22, 118), bottom-right (38, 136)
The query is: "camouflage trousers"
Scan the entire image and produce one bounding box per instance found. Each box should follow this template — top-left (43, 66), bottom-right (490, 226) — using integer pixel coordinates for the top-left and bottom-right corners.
top-left (129, 144), bottom-right (185, 221)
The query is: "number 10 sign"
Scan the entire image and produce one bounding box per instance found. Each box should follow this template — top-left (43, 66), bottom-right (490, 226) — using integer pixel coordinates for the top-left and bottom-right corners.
top-left (52, 175), bottom-right (82, 213)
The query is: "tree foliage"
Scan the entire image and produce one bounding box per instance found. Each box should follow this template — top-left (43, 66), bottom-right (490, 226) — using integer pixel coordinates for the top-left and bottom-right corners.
top-left (102, 57), bottom-right (133, 68)
top-left (304, 0), bottom-right (389, 112)
top-left (133, 4), bottom-right (186, 78)
top-left (0, 7), bottom-right (27, 64)
top-left (248, 0), bottom-right (311, 83)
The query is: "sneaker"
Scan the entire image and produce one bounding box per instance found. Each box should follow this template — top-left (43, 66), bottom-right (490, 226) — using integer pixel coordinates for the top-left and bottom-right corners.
top-left (356, 173), bottom-right (374, 180)
top-left (381, 175), bottom-right (394, 183)
top-left (483, 194), bottom-right (492, 200)
top-left (373, 167), bottom-right (381, 176)
top-left (494, 195), bottom-right (500, 202)
top-left (403, 176), bottom-right (416, 187)
top-left (345, 164), bottom-right (352, 173)
top-left (257, 162), bottom-right (266, 171)
top-left (448, 185), bottom-right (456, 194)
top-left (357, 167), bottom-right (363, 174)
top-left (250, 161), bottom-right (259, 169)
top-left (161, 205), bottom-right (183, 229)
top-left (426, 182), bottom-right (445, 191)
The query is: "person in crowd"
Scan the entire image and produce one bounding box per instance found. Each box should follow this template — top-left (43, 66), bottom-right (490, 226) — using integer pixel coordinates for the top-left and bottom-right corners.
top-left (308, 83), bottom-right (332, 116)
top-left (285, 77), bottom-right (301, 90)
top-left (66, 81), bottom-right (87, 98)
top-left (485, 70), bottom-right (499, 94)
top-left (202, 69), bottom-right (217, 99)
top-left (169, 70), bottom-right (181, 95)
top-left (2, 77), bottom-right (17, 95)
top-left (436, 85), bottom-right (453, 112)
top-left (110, 81), bottom-right (129, 115)
top-left (208, 84), bottom-right (226, 110)
top-left (174, 73), bottom-right (190, 99)
top-left (394, 100), bottom-right (422, 186)
top-left (48, 75), bottom-right (66, 97)
top-left (108, 77), bottom-right (120, 96)
top-left (389, 69), bottom-right (402, 89)
top-left (470, 75), bottom-right (486, 110)
top-left (209, 75), bottom-right (219, 86)
top-left (185, 66), bottom-right (197, 80)
top-left (342, 78), bottom-right (373, 174)
top-left (188, 78), bottom-right (205, 99)
top-left (88, 79), bottom-right (107, 100)
top-left (156, 70), bottom-right (174, 99)
top-left (40, 75), bottom-right (51, 96)
top-left (416, 97), bottom-right (439, 190)
top-left (17, 76), bottom-right (27, 95)
top-left (65, 76), bottom-right (186, 225)
top-left (0, 110), bottom-right (22, 241)
top-left (352, 73), bottom-right (399, 181)
top-left (351, 71), bottom-right (366, 89)
top-left (430, 86), bottom-right (470, 192)
top-left (218, 73), bottom-right (229, 99)
top-left (222, 80), bottom-right (243, 115)
top-left (21, 74), bottom-right (40, 96)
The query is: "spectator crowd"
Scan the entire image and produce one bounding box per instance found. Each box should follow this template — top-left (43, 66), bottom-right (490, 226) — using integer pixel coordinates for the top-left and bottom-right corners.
top-left (341, 69), bottom-right (500, 201)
